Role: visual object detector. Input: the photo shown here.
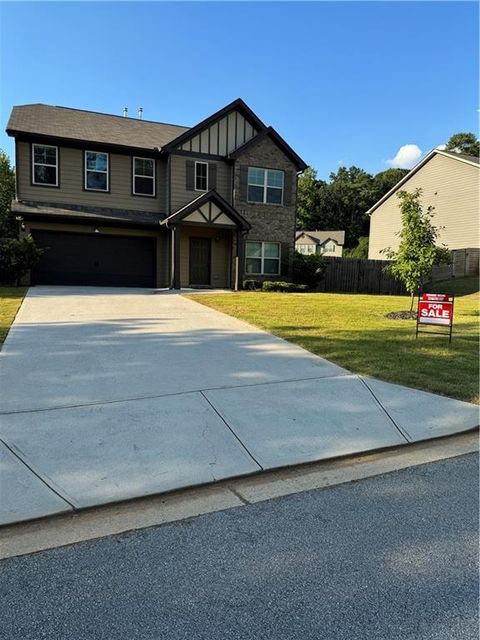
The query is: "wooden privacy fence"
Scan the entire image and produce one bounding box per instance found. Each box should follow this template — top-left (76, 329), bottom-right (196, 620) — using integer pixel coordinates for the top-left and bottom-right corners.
top-left (320, 257), bottom-right (407, 295)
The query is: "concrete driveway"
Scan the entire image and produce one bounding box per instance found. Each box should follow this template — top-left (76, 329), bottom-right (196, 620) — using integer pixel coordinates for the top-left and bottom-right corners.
top-left (1, 286), bottom-right (477, 525)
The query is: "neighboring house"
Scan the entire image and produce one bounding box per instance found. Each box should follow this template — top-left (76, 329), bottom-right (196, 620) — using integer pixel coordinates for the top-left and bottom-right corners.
top-left (6, 99), bottom-right (306, 288)
top-left (368, 149), bottom-right (479, 274)
top-left (295, 231), bottom-right (345, 257)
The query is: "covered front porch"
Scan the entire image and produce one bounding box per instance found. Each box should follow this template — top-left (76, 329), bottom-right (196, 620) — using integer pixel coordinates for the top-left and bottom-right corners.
top-left (161, 190), bottom-right (250, 290)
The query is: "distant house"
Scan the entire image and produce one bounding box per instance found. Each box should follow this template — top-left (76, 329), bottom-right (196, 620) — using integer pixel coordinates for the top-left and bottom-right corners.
top-left (368, 149), bottom-right (479, 275)
top-left (295, 231), bottom-right (345, 257)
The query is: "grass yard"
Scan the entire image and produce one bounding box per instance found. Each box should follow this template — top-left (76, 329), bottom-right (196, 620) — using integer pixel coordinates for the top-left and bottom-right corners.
top-left (0, 287), bottom-right (27, 345)
top-left (186, 279), bottom-right (479, 404)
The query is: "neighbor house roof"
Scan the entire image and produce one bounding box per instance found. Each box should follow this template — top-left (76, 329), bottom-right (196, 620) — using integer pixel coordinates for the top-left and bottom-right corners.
top-left (6, 104), bottom-right (190, 152)
top-left (367, 149), bottom-right (480, 215)
top-left (296, 230), bottom-right (345, 245)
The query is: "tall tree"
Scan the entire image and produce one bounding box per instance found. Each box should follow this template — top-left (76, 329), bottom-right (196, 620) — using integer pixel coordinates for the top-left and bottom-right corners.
top-left (445, 132), bottom-right (479, 157)
top-left (296, 166), bottom-right (320, 230)
top-left (0, 150), bottom-right (16, 238)
top-left (372, 168), bottom-right (409, 201)
top-left (382, 189), bottom-right (450, 310)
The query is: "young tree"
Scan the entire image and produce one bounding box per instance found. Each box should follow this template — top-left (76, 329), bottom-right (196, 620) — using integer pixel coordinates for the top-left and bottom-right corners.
top-left (445, 132), bottom-right (479, 157)
top-left (382, 189), bottom-right (450, 310)
top-left (0, 150), bottom-right (17, 238)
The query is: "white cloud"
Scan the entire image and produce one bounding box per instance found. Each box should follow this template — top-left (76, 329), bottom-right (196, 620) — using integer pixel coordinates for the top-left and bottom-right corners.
top-left (436, 144), bottom-right (446, 150)
top-left (387, 144), bottom-right (423, 169)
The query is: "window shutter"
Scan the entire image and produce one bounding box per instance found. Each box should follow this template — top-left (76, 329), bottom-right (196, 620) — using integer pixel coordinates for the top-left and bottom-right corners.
top-left (283, 170), bottom-right (293, 205)
top-left (186, 160), bottom-right (195, 190)
top-left (239, 165), bottom-right (248, 202)
top-left (208, 163), bottom-right (217, 191)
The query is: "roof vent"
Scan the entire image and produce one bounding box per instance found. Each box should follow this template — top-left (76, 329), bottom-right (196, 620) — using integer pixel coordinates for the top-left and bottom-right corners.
top-left (123, 106), bottom-right (128, 117)
top-left (137, 107), bottom-right (143, 120)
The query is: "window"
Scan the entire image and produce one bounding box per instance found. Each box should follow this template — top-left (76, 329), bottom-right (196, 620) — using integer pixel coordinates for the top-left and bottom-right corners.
top-left (296, 244), bottom-right (316, 255)
top-left (195, 161), bottom-right (208, 191)
top-left (247, 167), bottom-right (284, 204)
top-left (320, 241), bottom-right (336, 253)
top-left (32, 144), bottom-right (58, 186)
top-left (133, 157), bottom-right (155, 196)
top-left (245, 241), bottom-right (281, 275)
top-left (85, 151), bottom-right (109, 191)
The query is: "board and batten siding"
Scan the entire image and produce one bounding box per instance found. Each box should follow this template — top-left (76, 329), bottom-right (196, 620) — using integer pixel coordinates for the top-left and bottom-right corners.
top-left (368, 153), bottom-right (480, 259)
top-left (16, 141), bottom-right (167, 213)
top-left (178, 110), bottom-right (257, 156)
top-left (169, 154), bottom-right (232, 213)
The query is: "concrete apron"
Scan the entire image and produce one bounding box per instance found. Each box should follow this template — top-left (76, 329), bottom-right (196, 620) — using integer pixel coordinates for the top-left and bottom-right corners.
top-left (0, 286), bottom-right (478, 526)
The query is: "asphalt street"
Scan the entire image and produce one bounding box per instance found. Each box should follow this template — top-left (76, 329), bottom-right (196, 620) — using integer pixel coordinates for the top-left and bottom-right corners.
top-left (1, 453), bottom-right (478, 640)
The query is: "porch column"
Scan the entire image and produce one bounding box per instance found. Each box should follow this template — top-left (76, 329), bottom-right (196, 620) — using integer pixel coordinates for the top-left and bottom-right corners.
top-left (235, 230), bottom-right (246, 291)
top-left (170, 225), bottom-right (181, 289)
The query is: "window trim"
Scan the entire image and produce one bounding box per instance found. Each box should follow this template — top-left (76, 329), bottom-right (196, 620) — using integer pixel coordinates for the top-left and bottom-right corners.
top-left (245, 241), bottom-right (281, 276)
top-left (31, 143), bottom-right (59, 187)
top-left (247, 167), bottom-right (284, 205)
top-left (84, 150), bottom-right (109, 192)
top-left (194, 161), bottom-right (209, 192)
top-left (132, 156), bottom-right (156, 198)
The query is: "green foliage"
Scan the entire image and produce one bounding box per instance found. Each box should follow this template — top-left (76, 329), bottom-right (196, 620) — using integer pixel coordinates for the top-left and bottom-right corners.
top-left (292, 251), bottom-right (327, 289)
top-left (445, 132), bottom-right (479, 157)
top-left (382, 189), bottom-right (451, 308)
top-left (243, 279), bottom-right (261, 291)
top-left (344, 236), bottom-right (369, 259)
top-left (296, 164), bottom-right (408, 248)
top-left (0, 235), bottom-right (45, 285)
top-left (261, 281), bottom-right (309, 293)
top-left (0, 150), bottom-right (16, 238)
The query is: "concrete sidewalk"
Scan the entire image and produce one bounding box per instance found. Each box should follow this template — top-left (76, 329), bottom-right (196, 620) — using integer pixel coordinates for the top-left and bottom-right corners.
top-left (0, 287), bottom-right (477, 526)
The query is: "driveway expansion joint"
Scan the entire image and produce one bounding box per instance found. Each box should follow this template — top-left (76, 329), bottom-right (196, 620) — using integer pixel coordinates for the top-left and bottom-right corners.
top-left (0, 438), bottom-right (76, 512)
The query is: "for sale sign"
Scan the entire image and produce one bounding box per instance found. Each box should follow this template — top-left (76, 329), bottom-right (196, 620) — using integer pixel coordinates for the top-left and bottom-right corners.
top-left (418, 293), bottom-right (453, 326)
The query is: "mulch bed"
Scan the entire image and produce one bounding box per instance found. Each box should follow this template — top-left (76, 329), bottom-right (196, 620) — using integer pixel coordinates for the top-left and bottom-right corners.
top-left (385, 311), bottom-right (417, 321)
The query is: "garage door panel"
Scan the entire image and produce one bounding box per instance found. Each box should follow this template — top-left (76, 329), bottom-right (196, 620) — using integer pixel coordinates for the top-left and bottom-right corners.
top-left (31, 231), bottom-right (156, 287)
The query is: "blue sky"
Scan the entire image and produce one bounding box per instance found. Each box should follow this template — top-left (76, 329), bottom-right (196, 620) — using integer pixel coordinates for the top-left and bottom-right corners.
top-left (1, 2), bottom-right (478, 179)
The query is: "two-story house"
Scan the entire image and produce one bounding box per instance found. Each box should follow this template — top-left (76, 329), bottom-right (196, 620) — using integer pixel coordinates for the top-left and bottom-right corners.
top-left (6, 99), bottom-right (307, 289)
top-left (295, 231), bottom-right (345, 257)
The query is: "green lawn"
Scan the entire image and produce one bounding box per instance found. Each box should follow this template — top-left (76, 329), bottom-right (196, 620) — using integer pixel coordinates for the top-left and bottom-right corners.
top-left (0, 287), bottom-right (27, 345)
top-left (186, 285), bottom-right (479, 404)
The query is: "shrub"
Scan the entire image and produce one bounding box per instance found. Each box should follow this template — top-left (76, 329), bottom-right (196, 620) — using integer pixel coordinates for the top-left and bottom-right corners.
top-left (0, 235), bottom-right (45, 285)
top-left (292, 252), bottom-right (326, 289)
top-left (262, 281), bottom-right (309, 293)
top-left (243, 279), bottom-right (261, 291)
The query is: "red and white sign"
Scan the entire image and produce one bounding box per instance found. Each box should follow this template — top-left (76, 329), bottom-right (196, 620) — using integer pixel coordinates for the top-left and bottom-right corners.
top-left (418, 293), bottom-right (453, 326)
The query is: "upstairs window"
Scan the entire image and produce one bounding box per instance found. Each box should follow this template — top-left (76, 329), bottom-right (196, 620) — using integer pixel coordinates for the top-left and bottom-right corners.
top-left (195, 161), bottom-right (208, 191)
top-left (133, 157), bottom-right (155, 196)
top-left (32, 144), bottom-right (58, 186)
top-left (85, 151), bottom-right (109, 191)
top-left (248, 168), bottom-right (284, 205)
top-left (245, 241), bottom-right (281, 275)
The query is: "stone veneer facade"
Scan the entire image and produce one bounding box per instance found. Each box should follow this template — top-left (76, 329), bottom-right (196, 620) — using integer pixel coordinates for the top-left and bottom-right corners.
top-left (233, 136), bottom-right (298, 280)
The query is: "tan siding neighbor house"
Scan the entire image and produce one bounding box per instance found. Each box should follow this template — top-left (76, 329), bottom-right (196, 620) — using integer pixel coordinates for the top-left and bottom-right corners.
top-left (368, 150), bottom-right (479, 273)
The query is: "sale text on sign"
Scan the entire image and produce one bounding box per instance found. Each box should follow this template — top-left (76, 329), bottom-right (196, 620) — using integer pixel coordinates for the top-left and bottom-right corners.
top-left (418, 293), bottom-right (453, 327)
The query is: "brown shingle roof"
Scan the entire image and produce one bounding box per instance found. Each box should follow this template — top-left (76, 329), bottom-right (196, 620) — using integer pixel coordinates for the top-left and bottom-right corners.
top-left (6, 104), bottom-right (190, 151)
top-left (296, 230), bottom-right (345, 245)
top-left (439, 149), bottom-right (480, 165)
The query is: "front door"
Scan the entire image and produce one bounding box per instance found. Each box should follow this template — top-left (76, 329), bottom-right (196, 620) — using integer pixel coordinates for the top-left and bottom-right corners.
top-left (189, 237), bottom-right (211, 285)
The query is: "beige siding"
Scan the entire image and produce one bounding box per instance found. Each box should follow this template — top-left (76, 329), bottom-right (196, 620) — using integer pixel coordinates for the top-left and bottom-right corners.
top-left (17, 141), bottom-right (167, 213)
top-left (369, 154), bottom-right (480, 259)
top-left (169, 154), bottom-right (232, 212)
top-left (179, 227), bottom-right (232, 288)
top-left (179, 110), bottom-right (257, 155)
top-left (24, 221), bottom-right (170, 287)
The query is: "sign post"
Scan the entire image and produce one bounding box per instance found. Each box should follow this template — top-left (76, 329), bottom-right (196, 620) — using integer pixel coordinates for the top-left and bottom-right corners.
top-left (416, 293), bottom-right (455, 343)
